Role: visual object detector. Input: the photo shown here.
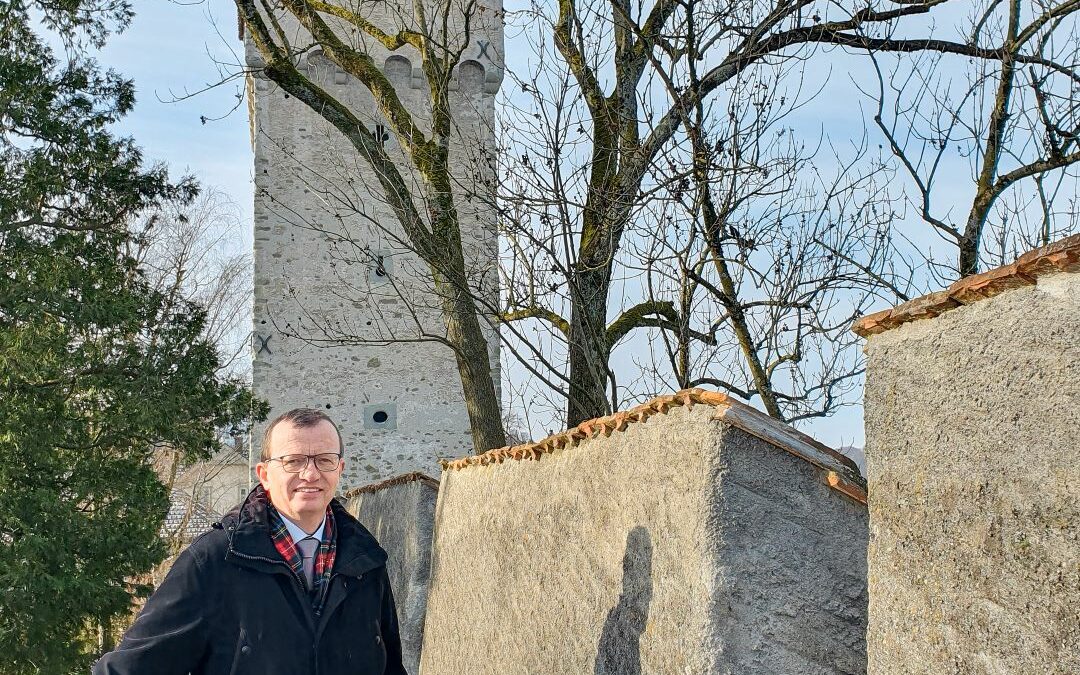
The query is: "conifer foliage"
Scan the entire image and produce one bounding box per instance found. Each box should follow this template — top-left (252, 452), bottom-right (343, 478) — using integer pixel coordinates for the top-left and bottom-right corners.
top-left (0, 2), bottom-right (263, 671)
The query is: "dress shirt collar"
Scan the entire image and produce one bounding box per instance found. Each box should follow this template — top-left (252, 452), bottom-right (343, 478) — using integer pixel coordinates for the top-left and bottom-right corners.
top-left (280, 512), bottom-right (326, 543)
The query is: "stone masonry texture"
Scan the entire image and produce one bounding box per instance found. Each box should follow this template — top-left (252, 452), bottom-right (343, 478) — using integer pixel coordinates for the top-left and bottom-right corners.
top-left (862, 270), bottom-right (1080, 673)
top-left (246, 2), bottom-right (503, 491)
top-left (346, 473), bottom-right (439, 675)
top-left (420, 399), bottom-right (869, 674)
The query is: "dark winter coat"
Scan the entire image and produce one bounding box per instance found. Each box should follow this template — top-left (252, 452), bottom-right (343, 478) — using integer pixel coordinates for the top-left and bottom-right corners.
top-left (93, 491), bottom-right (407, 675)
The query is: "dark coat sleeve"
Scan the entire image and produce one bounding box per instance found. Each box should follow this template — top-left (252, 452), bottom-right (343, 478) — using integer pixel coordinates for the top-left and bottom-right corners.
top-left (377, 568), bottom-right (408, 675)
top-left (92, 537), bottom-right (213, 675)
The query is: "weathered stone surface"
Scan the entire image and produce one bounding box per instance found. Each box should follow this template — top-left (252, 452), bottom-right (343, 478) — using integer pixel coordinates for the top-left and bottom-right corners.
top-left (346, 473), bottom-right (439, 675)
top-left (421, 403), bottom-right (868, 674)
top-left (863, 270), bottom-right (1080, 674)
top-left (246, 2), bottom-right (504, 490)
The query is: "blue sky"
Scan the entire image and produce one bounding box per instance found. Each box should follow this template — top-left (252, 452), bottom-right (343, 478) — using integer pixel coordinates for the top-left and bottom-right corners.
top-left (102, 0), bottom-right (254, 240)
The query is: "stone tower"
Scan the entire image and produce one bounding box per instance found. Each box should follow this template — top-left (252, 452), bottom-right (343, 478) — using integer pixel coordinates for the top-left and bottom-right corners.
top-left (245, 1), bottom-right (503, 490)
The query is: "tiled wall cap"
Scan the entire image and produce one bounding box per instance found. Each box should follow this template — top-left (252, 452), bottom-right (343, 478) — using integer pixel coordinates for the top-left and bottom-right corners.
top-left (343, 471), bottom-right (440, 499)
top-left (854, 234), bottom-right (1080, 338)
top-left (440, 388), bottom-right (867, 506)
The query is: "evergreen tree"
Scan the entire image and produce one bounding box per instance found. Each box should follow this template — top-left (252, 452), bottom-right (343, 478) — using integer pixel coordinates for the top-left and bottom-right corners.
top-left (0, 2), bottom-right (264, 671)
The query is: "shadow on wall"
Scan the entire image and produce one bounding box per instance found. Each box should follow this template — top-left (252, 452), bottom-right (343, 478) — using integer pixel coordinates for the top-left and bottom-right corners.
top-left (594, 526), bottom-right (653, 675)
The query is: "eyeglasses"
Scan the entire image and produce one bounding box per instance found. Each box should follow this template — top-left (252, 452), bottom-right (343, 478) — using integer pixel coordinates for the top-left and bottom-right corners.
top-left (265, 453), bottom-right (342, 473)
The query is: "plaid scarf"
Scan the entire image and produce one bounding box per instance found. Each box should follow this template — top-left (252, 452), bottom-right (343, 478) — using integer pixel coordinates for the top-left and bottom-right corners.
top-left (264, 494), bottom-right (338, 616)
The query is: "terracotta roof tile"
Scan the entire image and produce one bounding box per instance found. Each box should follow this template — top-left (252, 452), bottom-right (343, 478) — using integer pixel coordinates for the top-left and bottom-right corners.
top-left (854, 234), bottom-right (1080, 337)
top-left (440, 388), bottom-right (867, 505)
top-left (344, 471), bottom-right (439, 498)
top-left (947, 263), bottom-right (1035, 305)
top-left (1017, 233), bottom-right (1080, 274)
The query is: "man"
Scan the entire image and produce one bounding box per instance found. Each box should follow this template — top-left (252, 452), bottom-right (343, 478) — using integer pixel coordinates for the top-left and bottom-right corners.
top-left (94, 409), bottom-right (407, 675)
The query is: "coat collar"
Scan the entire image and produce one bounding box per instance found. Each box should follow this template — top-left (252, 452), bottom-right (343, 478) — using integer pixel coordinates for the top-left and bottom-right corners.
top-left (220, 486), bottom-right (387, 578)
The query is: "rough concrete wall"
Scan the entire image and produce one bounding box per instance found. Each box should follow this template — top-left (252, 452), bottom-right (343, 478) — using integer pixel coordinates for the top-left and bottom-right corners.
top-left (420, 406), bottom-right (868, 674)
top-left (347, 478), bottom-right (438, 675)
top-left (245, 3), bottom-right (503, 490)
top-left (863, 272), bottom-right (1080, 674)
top-left (421, 406), bottom-right (718, 675)
top-left (710, 427), bottom-right (868, 674)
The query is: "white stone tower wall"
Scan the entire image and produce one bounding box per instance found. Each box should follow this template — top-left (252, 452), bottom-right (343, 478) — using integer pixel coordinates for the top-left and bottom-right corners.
top-left (246, 1), bottom-right (503, 489)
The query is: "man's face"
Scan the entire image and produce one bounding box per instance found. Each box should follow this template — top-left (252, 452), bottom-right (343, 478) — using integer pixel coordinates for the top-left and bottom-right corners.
top-left (255, 419), bottom-right (344, 529)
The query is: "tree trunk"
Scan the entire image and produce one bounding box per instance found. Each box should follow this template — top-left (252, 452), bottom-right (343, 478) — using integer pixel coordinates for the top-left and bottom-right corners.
top-left (959, 0), bottom-right (1020, 278)
top-left (426, 167), bottom-right (506, 453)
top-left (99, 615), bottom-right (115, 654)
top-left (567, 264), bottom-right (612, 426)
top-left (438, 274), bottom-right (506, 452)
top-left (958, 233), bottom-right (981, 278)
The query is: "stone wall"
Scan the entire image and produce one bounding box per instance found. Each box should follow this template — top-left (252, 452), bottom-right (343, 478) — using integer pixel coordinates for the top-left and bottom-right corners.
top-left (346, 473), bottom-right (439, 675)
top-left (245, 1), bottom-right (504, 489)
top-left (857, 235), bottom-right (1080, 674)
top-left (420, 390), bottom-right (868, 674)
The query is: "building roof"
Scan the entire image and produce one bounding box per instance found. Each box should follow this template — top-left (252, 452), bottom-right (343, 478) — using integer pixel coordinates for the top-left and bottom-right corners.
top-left (344, 471), bottom-right (440, 498)
top-left (854, 234), bottom-right (1080, 338)
top-left (440, 388), bottom-right (867, 505)
top-left (162, 490), bottom-right (217, 540)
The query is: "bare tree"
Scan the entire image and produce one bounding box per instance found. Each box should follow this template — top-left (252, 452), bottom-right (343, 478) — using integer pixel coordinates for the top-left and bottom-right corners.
top-left (496, 0), bottom-right (1061, 429)
top-left (493, 0), bottom-right (1080, 427)
top-left (237, 0), bottom-right (507, 451)
top-left (867, 0), bottom-right (1080, 277)
top-left (233, 0), bottom-right (1072, 444)
top-left (129, 188), bottom-right (254, 377)
top-left (640, 113), bottom-right (898, 422)
top-left (497, 4), bottom-right (909, 428)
